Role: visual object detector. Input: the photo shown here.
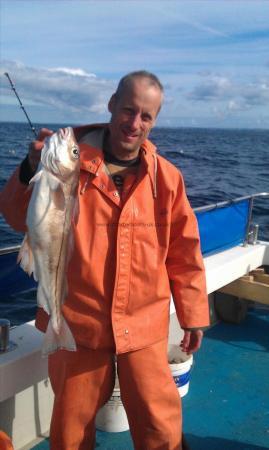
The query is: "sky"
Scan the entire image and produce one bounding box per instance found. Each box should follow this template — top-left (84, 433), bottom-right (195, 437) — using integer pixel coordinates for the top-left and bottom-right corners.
top-left (0, 0), bottom-right (269, 128)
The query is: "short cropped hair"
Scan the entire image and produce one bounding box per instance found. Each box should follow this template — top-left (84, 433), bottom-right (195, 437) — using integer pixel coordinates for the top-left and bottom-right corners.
top-left (115, 70), bottom-right (163, 99)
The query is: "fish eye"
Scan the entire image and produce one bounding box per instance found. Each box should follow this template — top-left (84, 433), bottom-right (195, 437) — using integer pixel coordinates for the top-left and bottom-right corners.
top-left (72, 147), bottom-right (79, 159)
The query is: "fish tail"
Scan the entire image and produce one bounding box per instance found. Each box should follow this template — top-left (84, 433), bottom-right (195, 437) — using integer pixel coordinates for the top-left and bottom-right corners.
top-left (17, 234), bottom-right (36, 278)
top-left (42, 317), bottom-right (77, 356)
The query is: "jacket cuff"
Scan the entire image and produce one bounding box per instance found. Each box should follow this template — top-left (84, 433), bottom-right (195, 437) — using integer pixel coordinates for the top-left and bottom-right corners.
top-left (19, 156), bottom-right (35, 185)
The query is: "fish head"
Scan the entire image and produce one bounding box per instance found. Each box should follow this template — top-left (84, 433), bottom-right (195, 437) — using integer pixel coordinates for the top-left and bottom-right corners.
top-left (41, 127), bottom-right (80, 181)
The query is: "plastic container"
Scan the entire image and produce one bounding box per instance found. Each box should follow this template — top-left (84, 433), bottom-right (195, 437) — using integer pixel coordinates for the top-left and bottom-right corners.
top-left (95, 379), bottom-right (129, 432)
top-left (168, 344), bottom-right (193, 397)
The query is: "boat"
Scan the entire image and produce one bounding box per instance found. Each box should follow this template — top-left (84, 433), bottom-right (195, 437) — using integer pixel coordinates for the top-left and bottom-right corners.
top-left (0, 193), bottom-right (269, 450)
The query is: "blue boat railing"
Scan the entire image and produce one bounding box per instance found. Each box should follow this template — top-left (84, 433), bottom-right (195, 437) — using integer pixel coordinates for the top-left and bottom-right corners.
top-left (194, 192), bottom-right (269, 256)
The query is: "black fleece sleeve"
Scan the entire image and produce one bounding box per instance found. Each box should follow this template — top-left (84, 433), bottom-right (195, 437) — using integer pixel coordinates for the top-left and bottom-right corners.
top-left (19, 156), bottom-right (36, 185)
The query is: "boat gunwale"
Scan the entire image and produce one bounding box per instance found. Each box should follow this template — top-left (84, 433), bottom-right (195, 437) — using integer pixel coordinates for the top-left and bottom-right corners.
top-left (193, 192), bottom-right (269, 213)
top-left (0, 245), bottom-right (21, 255)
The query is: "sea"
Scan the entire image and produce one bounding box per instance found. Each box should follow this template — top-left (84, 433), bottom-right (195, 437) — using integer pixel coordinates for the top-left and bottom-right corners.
top-left (0, 122), bottom-right (268, 325)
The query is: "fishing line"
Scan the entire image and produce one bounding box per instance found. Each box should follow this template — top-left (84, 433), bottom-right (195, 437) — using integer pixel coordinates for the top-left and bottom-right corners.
top-left (4, 72), bottom-right (38, 138)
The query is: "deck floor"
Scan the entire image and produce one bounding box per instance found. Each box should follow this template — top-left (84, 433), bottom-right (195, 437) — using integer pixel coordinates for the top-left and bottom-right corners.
top-left (32, 306), bottom-right (269, 450)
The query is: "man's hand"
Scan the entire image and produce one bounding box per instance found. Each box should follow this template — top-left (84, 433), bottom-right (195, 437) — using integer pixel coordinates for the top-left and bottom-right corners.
top-left (28, 128), bottom-right (54, 172)
top-left (180, 329), bottom-right (203, 354)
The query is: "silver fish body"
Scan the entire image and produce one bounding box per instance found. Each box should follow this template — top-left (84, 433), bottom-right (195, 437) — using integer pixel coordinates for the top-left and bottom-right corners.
top-left (18, 127), bottom-right (80, 355)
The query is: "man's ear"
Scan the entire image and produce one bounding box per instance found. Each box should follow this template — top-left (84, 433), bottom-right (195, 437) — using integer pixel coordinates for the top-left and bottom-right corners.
top-left (108, 94), bottom-right (116, 113)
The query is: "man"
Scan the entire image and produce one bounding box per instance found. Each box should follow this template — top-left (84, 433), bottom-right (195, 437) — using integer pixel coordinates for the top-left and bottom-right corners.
top-left (0, 71), bottom-right (209, 449)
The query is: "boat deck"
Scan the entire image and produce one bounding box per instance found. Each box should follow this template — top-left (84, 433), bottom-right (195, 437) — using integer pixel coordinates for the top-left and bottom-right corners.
top-left (31, 305), bottom-right (269, 450)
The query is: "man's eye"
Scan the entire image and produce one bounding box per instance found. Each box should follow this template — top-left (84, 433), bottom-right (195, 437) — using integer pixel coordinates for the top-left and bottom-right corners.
top-left (142, 115), bottom-right (152, 122)
top-left (123, 108), bottom-right (134, 115)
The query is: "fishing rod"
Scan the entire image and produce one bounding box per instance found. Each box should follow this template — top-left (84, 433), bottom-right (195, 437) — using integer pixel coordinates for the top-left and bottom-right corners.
top-left (4, 72), bottom-right (38, 138)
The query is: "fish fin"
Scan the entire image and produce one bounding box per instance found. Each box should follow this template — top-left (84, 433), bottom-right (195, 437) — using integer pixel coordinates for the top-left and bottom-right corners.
top-left (17, 234), bottom-right (36, 278)
top-left (29, 170), bottom-right (43, 185)
top-left (41, 317), bottom-right (77, 356)
top-left (27, 168), bottom-right (43, 192)
top-left (37, 286), bottom-right (50, 314)
top-left (51, 184), bottom-right (66, 210)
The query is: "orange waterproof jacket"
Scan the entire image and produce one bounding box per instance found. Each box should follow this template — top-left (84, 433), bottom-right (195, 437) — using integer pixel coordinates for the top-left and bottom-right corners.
top-left (0, 124), bottom-right (209, 354)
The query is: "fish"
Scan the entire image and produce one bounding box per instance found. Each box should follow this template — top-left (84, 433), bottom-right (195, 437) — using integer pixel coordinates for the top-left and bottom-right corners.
top-left (18, 127), bottom-right (80, 355)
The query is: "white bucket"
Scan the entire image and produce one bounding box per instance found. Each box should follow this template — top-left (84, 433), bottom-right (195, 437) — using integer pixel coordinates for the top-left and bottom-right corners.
top-left (168, 344), bottom-right (193, 397)
top-left (95, 379), bottom-right (129, 432)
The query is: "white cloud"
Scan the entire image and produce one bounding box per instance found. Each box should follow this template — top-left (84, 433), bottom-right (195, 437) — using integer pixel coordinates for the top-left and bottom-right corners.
top-left (1, 60), bottom-right (115, 117)
top-left (188, 72), bottom-right (269, 112)
top-left (227, 100), bottom-right (246, 112)
top-left (48, 68), bottom-right (96, 78)
top-left (242, 81), bottom-right (269, 107)
top-left (188, 74), bottom-right (233, 101)
top-left (1, 59), bottom-right (268, 129)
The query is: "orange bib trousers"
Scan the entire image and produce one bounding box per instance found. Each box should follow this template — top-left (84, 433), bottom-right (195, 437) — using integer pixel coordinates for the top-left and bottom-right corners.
top-left (49, 339), bottom-right (182, 450)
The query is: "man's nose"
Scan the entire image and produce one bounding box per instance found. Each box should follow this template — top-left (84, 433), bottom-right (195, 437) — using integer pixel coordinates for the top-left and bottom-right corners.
top-left (128, 114), bottom-right (141, 129)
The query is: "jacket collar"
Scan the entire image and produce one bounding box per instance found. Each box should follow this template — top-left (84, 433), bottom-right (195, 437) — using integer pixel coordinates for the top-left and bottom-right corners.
top-left (140, 142), bottom-right (158, 199)
top-left (73, 124), bottom-right (158, 197)
top-left (73, 124), bottom-right (106, 175)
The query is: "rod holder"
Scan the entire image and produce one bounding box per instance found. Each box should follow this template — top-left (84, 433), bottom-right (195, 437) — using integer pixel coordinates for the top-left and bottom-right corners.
top-left (248, 223), bottom-right (259, 245)
top-left (0, 319), bottom-right (10, 353)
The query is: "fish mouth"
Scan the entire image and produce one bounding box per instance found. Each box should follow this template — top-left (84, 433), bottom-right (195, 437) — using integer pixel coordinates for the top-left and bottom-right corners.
top-left (60, 127), bottom-right (70, 140)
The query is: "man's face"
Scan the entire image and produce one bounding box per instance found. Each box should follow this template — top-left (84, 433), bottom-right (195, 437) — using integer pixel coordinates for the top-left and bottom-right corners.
top-left (108, 77), bottom-right (162, 157)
